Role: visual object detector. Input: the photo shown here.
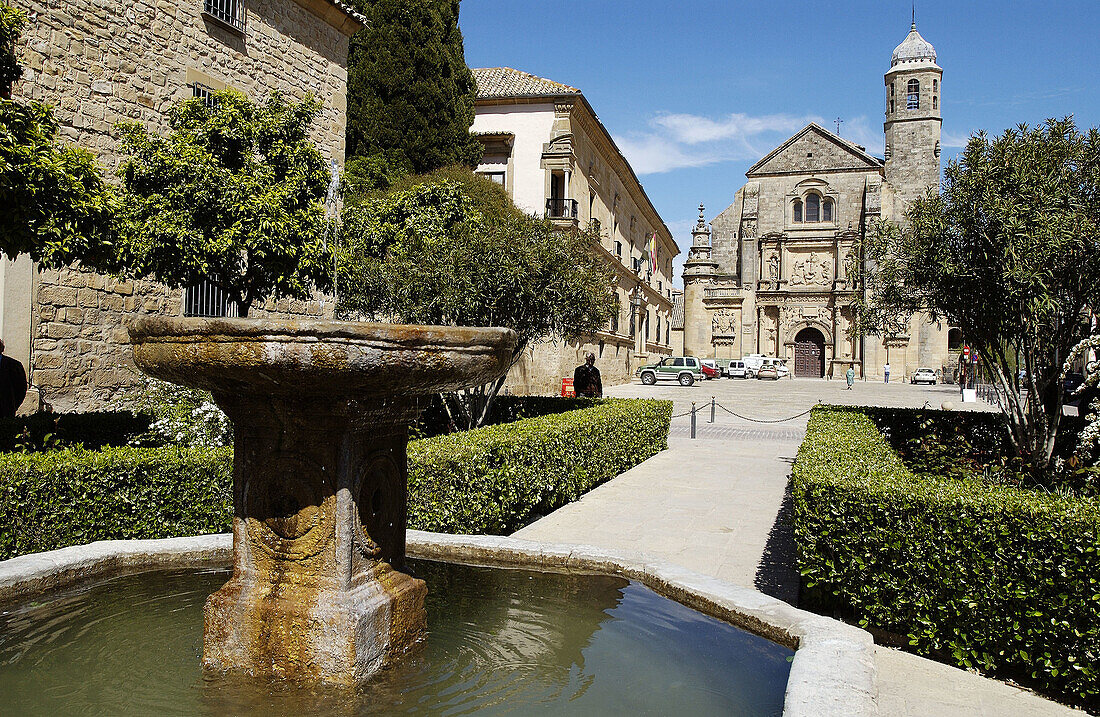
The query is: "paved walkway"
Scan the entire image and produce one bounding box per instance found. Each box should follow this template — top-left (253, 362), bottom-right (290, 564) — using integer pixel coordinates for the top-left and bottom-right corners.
top-left (513, 377), bottom-right (1083, 716)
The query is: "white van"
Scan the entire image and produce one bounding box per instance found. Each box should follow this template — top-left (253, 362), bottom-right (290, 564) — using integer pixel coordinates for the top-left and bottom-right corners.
top-left (724, 359), bottom-right (750, 379)
top-left (741, 354), bottom-right (767, 377)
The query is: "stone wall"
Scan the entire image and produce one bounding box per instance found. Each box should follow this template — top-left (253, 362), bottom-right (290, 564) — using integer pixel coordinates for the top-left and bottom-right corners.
top-left (504, 334), bottom-right (661, 396)
top-left (8, 0), bottom-right (355, 411)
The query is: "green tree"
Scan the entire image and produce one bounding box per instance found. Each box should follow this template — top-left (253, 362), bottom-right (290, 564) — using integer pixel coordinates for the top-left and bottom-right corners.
top-left (338, 170), bottom-right (616, 427)
top-left (0, 6), bottom-right (117, 269)
top-left (856, 118), bottom-right (1100, 474)
top-left (345, 0), bottom-right (481, 186)
top-left (115, 89), bottom-right (334, 316)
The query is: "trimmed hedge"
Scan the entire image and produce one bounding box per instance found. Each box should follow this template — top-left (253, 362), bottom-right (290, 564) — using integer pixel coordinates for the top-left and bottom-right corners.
top-left (0, 398), bottom-right (671, 560)
top-left (793, 405), bottom-right (1100, 710)
top-left (0, 446), bottom-right (233, 559)
top-left (408, 398), bottom-right (671, 534)
top-left (0, 411), bottom-right (152, 452)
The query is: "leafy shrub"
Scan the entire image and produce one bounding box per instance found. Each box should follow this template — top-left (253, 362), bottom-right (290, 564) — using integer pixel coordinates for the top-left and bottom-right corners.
top-left (122, 377), bottom-right (232, 448)
top-left (793, 406), bottom-right (1100, 710)
top-left (0, 399), bottom-right (671, 559)
top-left (0, 446), bottom-right (233, 559)
top-left (408, 399), bottom-right (671, 534)
top-left (0, 411), bottom-right (152, 452)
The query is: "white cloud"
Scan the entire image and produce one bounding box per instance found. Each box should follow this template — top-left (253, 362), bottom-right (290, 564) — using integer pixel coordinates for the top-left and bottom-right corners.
top-left (940, 130), bottom-right (972, 148)
top-left (615, 111), bottom-right (823, 176)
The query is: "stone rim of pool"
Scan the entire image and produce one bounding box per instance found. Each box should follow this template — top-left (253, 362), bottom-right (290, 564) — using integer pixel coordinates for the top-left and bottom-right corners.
top-left (0, 532), bottom-right (877, 717)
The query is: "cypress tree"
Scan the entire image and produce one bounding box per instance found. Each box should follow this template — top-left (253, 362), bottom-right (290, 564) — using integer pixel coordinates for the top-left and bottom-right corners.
top-left (345, 0), bottom-right (482, 180)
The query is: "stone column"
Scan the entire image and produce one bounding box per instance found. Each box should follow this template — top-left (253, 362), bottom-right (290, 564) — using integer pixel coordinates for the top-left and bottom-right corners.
top-left (203, 393), bottom-right (427, 685)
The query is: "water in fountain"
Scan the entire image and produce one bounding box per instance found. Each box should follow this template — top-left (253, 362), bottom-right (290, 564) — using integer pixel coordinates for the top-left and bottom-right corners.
top-left (0, 560), bottom-right (792, 715)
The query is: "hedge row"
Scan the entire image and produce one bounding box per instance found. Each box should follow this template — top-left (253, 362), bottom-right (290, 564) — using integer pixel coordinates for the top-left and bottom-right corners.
top-left (408, 398), bottom-right (671, 534)
top-left (0, 398), bottom-right (671, 560)
top-left (793, 406), bottom-right (1100, 710)
top-left (0, 411), bottom-right (152, 452)
top-left (0, 446), bottom-right (233, 559)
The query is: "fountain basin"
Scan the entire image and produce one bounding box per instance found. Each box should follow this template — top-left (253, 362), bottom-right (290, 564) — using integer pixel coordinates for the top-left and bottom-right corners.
top-left (127, 318), bottom-right (517, 684)
top-left (0, 534), bottom-right (878, 716)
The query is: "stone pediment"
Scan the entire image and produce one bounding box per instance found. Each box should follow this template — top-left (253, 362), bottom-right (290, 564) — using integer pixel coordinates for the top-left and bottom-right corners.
top-left (747, 124), bottom-right (884, 177)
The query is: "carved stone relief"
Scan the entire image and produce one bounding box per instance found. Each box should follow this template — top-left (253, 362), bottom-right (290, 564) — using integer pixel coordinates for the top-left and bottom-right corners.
top-left (789, 252), bottom-right (832, 286)
top-left (711, 310), bottom-right (738, 337)
top-left (766, 252), bottom-right (779, 279)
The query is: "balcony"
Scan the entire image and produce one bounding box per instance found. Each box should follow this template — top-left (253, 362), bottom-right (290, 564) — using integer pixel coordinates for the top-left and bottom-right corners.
top-left (545, 198), bottom-right (578, 221)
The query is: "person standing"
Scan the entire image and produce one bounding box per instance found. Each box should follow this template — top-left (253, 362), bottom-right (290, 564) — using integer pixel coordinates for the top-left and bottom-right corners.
top-left (884, 362), bottom-right (891, 384)
top-left (0, 339), bottom-right (28, 418)
top-left (573, 352), bottom-right (603, 398)
top-left (845, 366), bottom-right (855, 390)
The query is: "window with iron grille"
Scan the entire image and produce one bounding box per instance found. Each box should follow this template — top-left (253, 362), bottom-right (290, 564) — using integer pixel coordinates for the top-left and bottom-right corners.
top-left (184, 279), bottom-right (239, 318)
top-left (203, 0), bottom-right (245, 32)
top-left (191, 82), bottom-right (218, 108)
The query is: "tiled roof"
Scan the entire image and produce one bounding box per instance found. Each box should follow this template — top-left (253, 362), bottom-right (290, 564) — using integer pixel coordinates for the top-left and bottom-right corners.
top-left (670, 292), bottom-right (685, 330)
top-left (324, 0), bottom-right (368, 26)
top-left (472, 68), bottom-right (582, 100)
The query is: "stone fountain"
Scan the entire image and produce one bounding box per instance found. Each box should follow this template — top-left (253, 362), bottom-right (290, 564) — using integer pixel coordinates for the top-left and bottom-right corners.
top-left (128, 317), bottom-right (516, 685)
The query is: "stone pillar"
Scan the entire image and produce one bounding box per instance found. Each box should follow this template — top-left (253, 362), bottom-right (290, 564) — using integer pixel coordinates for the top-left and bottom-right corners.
top-left (203, 393), bottom-right (427, 685)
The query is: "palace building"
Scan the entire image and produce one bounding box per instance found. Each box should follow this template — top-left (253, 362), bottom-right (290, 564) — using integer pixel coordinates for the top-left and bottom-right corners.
top-left (471, 67), bottom-right (679, 394)
top-left (682, 22), bottom-right (955, 380)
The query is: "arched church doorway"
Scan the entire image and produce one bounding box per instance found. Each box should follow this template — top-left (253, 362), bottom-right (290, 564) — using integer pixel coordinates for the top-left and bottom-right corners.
top-left (794, 328), bottom-right (826, 378)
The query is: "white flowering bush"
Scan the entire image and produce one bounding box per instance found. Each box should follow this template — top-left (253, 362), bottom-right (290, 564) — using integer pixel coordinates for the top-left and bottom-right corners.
top-left (1064, 335), bottom-right (1100, 470)
top-left (124, 376), bottom-right (232, 448)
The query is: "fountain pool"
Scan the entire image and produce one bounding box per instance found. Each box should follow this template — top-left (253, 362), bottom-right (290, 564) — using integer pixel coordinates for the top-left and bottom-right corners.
top-left (0, 559), bottom-right (792, 716)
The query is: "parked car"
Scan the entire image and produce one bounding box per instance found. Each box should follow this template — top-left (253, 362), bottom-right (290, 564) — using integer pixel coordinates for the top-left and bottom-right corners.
top-left (700, 359), bottom-right (721, 380)
top-left (910, 367), bottom-right (937, 385)
top-left (725, 359), bottom-right (750, 379)
top-left (756, 365), bottom-right (780, 380)
top-left (760, 358), bottom-right (789, 379)
top-left (637, 356), bottom-right (703, 386)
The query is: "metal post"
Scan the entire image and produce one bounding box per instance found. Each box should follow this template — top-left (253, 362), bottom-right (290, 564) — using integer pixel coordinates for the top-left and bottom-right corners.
top-left (709, 396), bottom-right (715, 423)
top-left (690, 402), bottom-right (697, 439)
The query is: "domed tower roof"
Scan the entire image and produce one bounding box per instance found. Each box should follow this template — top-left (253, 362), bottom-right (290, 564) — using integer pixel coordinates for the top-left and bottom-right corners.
top-left (891, 23), bottom-right (938, 68)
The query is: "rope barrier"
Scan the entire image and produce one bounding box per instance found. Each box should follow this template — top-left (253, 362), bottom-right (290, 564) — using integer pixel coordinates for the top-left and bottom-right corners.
top-left (715, 402), bottom-right (816, 424)
top-left (668, 402), bottom-right (816, 424)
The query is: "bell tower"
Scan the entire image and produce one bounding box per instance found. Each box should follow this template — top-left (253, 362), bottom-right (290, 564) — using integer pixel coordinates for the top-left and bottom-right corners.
top-left (883, 21), bottom-right (942, 205)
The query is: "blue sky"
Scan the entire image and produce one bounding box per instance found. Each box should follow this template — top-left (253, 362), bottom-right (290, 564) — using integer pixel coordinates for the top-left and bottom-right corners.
top-left (458, 0), bottom-right (1098, 288)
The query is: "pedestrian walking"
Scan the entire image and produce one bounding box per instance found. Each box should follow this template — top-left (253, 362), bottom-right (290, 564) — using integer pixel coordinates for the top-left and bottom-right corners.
top-left (884, 362), bottom-right (891, 384)
top-left (845, 366), bottom-right (855, 390)
top-left (0, 339), bottom-right (28, 419)
top-left (573, 352), bottom-right (603, 398)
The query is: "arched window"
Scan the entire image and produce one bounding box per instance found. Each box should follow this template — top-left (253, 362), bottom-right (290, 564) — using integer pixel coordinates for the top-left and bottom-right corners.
top-left (907, 79), bottom-right (920, 110)
top-left (822, 198), bottom-right (833, 222)
top-left (933, 95), bottom-right (938, 110)
top-left (888, 83), bottom-right (895, 114)
top-left (805, 194), bottom-right (820, 222)
top-left (792, 199), bottom-right (802, 223)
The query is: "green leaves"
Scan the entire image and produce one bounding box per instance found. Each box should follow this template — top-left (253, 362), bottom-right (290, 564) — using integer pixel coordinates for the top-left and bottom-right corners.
top-left (794, 406), bottom-right (1100, 709)
top-left (337, 171), bottom-right (616, 365)
top-left (855, 118), bottom-right (1100, 473)
top-left (407, 398), bottom-right (671, 534)
top-left (0, 100), bottom-right (120, 269)
top-left (115, 90), bottom-right (334, 314)
top-left (345, 0), bottom-right (481, 177)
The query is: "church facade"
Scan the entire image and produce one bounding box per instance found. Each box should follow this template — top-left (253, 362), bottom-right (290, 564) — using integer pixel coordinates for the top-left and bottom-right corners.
top-left (682, 23), bottom-right (955, 381)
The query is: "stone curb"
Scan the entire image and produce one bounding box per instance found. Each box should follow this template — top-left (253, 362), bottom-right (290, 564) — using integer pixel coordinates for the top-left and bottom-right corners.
top-left (0, 534), bottom-right (232, 604)
top-left (0, 533), bottom-right (878, 717)
top-left (404, 531), bottom-right (878, 717)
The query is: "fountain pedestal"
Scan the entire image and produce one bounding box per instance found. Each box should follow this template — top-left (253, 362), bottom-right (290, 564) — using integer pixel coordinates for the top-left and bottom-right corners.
top-left (128, 318), bottom-right (515, 684)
